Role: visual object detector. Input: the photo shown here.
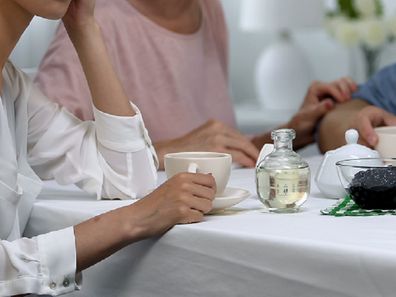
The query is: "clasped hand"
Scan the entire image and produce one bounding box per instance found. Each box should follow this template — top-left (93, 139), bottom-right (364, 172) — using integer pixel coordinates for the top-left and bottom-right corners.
top-left (287, 77), bottom-right (357, 149)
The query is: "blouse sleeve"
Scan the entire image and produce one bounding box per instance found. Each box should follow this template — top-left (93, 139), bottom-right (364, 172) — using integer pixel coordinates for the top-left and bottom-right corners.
top-left (27, 79), bottom-right (158, 199)
top-left (0, 228), bottom-right (82, 296)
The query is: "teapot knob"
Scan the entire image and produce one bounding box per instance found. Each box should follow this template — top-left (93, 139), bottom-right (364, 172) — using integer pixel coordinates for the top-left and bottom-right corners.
top-left (345, 129), bottom-right (359, 144)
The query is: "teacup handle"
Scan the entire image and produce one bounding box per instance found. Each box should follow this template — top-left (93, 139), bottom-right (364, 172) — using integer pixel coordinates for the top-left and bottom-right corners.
top-left (187, 162), bottom-right (199, 173)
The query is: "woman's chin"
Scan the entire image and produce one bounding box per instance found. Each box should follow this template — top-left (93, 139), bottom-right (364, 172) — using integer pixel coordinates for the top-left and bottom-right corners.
top-left (15, 0), bottom-right (71, 20)
top-left (38, 3), bottom-right (70, 19)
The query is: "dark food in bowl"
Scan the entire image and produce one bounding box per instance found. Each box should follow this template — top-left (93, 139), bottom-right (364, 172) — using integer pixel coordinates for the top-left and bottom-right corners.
top-left (348, 166), bottom-right (396, 209)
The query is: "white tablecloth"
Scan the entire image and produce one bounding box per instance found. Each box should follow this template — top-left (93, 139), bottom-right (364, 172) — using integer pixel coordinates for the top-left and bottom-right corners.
top-left (25, 156), bottom-right (396, 297)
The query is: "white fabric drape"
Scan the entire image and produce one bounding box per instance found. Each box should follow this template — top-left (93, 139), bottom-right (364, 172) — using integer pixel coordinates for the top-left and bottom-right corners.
top-left (0, 61), bottom-right (157, 296)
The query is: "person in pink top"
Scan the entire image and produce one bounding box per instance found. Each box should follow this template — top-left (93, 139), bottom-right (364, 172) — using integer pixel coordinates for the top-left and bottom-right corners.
top-left (35, 0), bottom-right (356, 169)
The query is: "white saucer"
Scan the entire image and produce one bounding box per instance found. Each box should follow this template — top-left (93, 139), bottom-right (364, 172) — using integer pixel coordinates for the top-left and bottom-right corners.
top-left (210, 187), bottom-right (250, 213)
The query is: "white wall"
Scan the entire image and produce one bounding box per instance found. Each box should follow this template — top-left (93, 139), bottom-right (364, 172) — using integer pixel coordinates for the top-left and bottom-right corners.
top-left (221, 0), bottom-right (396, 105)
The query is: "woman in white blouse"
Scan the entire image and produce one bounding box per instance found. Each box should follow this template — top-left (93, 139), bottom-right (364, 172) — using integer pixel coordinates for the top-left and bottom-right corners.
top-left (0, 0), bottom-right (216, 295)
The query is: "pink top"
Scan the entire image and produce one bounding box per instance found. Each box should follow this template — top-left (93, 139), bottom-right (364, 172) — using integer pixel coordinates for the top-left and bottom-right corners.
top-left (35, 0), bottom-right (236, 142)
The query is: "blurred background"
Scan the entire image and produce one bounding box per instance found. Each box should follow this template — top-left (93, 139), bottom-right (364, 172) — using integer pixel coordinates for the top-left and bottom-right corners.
top-left (10, 0), bottom-right (396, 134)
top-left (224, 0), bottom-right (396, 101)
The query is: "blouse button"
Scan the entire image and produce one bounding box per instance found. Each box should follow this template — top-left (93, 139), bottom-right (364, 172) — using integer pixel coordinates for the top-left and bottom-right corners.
top-left (49, 282), bottom-right (57, 289)
top-left (63, 278), bottom-right (70, 287)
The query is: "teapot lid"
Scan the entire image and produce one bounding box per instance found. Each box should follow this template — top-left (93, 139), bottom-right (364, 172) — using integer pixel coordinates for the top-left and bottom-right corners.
top-left (331, 129), bottom-right (379, 157)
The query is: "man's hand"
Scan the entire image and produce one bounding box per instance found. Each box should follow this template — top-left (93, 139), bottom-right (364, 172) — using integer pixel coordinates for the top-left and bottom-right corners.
top-left (288, 78), bottom-right (357, 149)
top-left (155, 120), bottom-right (259, 169)
top-left (349, 105), bottom-right (396, 147)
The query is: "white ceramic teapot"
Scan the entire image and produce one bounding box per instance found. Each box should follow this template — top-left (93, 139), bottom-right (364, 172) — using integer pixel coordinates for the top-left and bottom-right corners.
top-left (315, 129), bottom-right (380, 199)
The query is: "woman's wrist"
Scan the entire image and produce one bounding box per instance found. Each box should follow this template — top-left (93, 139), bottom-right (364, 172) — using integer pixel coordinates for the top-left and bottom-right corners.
top-left (64, 18), bottom-right (98, 42)
top-left (122, 203), bottom-right (156, 243)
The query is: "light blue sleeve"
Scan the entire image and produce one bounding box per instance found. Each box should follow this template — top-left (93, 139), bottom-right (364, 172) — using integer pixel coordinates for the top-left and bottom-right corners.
top-left (352, 63), bottom-right (396, 114)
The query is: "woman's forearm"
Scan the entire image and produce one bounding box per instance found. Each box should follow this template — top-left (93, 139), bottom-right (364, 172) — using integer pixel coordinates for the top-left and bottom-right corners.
top-left (74, 172), bottom-right (216, 272)
top-left (65, 21), bottom-right (135, 117)
top-left (74, 204), bottom-right (146, 272)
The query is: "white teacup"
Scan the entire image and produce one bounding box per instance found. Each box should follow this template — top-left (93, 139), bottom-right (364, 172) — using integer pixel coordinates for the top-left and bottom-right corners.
top-left (164, 152), bottom-right (232, 195)
top-left (374, 126), bottom-right (396, 157)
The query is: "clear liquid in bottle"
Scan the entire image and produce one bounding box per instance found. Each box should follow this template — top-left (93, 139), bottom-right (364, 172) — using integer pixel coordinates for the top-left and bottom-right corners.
top-left (256, 129), bottom-right (310, 213)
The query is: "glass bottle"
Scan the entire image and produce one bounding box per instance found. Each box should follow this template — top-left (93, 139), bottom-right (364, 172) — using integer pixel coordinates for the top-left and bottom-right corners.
top-left (256, 129), bottom-right (310, 213)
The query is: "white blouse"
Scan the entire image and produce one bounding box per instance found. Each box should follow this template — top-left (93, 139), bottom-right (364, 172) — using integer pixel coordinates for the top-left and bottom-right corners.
top-left (0, 61), bottom-right (158, 296)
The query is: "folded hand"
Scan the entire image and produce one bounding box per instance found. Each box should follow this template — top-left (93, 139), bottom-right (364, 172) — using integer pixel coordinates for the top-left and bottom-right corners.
top-left (156, 120), bottom-right (259, 168)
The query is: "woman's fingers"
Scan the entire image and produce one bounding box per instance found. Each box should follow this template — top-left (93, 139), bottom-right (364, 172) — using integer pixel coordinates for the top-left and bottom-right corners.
top-left (178, 209), bottom-right (204, 224)
top-left (184, 195), bottom-right (213, 214)
top-left (190, 173), bottom-right (217, 190)
top-left (314, 82), bottom-right (345, 103)
top-left (309, 78), bottom-right (357, 104)
top-left (210, 129), bottom-right (259, 163)
top-left (183, 182), bottom-right (216, 200)
top-left (212, 133), bottom-right (258, 166)
top-left (336, 79), bottom-right (353, 98)
top-left (344, 77), bottom-right (358, 92)
top-left (227, 149), bottom-right (256, 168)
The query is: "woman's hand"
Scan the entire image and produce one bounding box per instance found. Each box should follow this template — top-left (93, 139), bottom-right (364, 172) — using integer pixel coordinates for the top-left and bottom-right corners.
top-left (155, 120), bottom-right (259, 169)
top-left (287, 78), bottom-right (357, 149)
top-left (62, 0), bottom-right (95, 32)
top-left (75, 172), bottom-right (216, 271)
top-left (128, 173), bottom-right (216, 239)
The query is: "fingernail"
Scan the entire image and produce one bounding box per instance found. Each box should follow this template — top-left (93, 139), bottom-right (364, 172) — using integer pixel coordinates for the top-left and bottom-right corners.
top-left (368, 136), bottom-right (377, 146)
top-left (323, 100), bottom-right (333, 109)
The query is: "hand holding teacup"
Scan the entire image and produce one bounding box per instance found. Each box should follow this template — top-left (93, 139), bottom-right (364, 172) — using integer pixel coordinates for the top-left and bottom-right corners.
top-left (164, 152), bottom-right (232, 195)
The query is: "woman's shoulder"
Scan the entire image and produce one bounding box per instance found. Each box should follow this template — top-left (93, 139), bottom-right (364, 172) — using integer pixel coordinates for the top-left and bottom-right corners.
top-left (201, 0), bottom-right (226, 22)
top-left (200, 0), bottom-right (227, 40)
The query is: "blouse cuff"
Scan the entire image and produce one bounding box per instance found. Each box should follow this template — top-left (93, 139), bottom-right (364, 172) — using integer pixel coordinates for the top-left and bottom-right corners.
top-left (93, 103), bottom-right (159, 168)
top-left (93, 103), bottom-right (150, 152)
top-left (37, 227), bottom-right (81, 295)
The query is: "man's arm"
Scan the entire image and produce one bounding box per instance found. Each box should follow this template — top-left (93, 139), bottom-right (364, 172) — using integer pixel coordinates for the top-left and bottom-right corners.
top-left (318, 99), bottom-right (396, 153)
top-left (318, 99), bottom-right (370, 152)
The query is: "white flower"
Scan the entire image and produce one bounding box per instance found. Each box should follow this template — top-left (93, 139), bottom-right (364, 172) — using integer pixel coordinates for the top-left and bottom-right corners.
top-left (360, 19), bottom-right (387, 48)
top-left (386, 15), bottom-right (396, 37)
top-left (325, 16), bottom-right (344, 36)
top-left (354, 0), bottom-right (377, 18)
top-left (333, 20), bottom-right (360, 47)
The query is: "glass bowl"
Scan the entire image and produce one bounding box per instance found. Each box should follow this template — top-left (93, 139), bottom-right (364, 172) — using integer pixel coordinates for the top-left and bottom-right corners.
top-left (336, 158), bottom-right (396, 209)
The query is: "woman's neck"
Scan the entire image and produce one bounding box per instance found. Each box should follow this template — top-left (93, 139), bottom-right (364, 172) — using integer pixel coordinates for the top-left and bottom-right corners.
top-left (128, 0), bottom-right (201, 34)
top-left (0, 1), bottom-right (33, 90)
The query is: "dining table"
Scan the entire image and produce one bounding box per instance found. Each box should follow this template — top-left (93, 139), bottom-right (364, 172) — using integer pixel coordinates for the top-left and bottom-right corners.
top-left (24, 155), bottom-right (396, 297)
